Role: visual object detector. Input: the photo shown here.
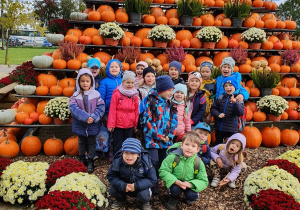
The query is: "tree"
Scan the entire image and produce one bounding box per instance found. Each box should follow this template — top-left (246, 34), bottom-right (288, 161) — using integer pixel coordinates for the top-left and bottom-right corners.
top-left (0, 0), bottom-right (6, 50)
top-left (33, 0), bottom-right (60, 27)
top-left (59, 0), bottom-right (86, 19)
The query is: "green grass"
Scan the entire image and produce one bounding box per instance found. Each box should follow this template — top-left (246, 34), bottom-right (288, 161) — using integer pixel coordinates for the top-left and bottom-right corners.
top-left (0, 47), bottom-right (57, 65)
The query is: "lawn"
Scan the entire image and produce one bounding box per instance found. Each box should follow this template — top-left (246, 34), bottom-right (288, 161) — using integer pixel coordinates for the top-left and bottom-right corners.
top-left (0, 47), bottom-right (57, 65)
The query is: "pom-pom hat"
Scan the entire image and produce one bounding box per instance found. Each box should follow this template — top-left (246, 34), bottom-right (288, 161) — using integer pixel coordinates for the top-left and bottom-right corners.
top-left (122, 138), bottom-right (142, 154)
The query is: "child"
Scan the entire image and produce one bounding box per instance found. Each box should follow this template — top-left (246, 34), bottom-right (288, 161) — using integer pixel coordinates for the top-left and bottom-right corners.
top-left (159, 132), bottom-right (208, 209)
top-left (210, 133), bottom-right (246, 189)
top-left (142, 75), bottom-right (178, 193)
top-left (138, 66), bottom-right (156, 102)
top-left (193, 122), bottom-right (211, 165)
top-left (135, 61), bottom-right (148, 88)
top-left (186, 71), bottom-right (206, 127)
top-left (199, 61), bottom-right (216, 124)
top-left (106, 138), bottom-right (157, 210)
top-left (107, 71), bottom-right (139, 156)
top-left (210, 76), bottom-right (245, 146)
top-left (171, 83), bottom-right (191, 140)
top-left (168, 61), bottom-right (186, 85)
top-left (215, 57), bottom-right (249, 102)
top-left (99, 59), bottom-right (122, 125)
top-left (69, 68), bottom-right (105, 173)
top-left (87, 58), bottom-right (103, 89)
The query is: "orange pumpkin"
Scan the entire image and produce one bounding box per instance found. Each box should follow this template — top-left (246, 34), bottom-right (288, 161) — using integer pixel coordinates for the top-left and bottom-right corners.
top-left (131, 36), bottom-right (142, 47)
top-left (67, 58), bottom-right (81, 70)
top-left (64, 32), bottom-right (78, 43)
top-left (92, 35), bottom-right (104, 45)
top-left (38, 73), bottom-right (58, 89)
top-left (44, 135), bottom-right (64, 156)
top-left (239, 64), bottom-right (252, 73)
top-left (281, 77), bottom-right (298, 88)
top-left (88, 5), bottom-right (101, 21)
top-left (216, 36), bottom-right (229, 49)
top-left (135, 28), bottom-right (151, 41)
top-left (63, 82), bottom-right (75, 97)
top-left (261, 124), bottom-right (281, 147)
top-left (213, 52), bottom-right (230, 67)
top-left (278, 84), bottom-right (290, 96)
top-left (17, 102), bottom-right (36, 115)
top-left (200, 14), bottom-right (214, 26)
top-left (143, 15), bottom-right (155, 24)
top-left (281, 111), bottom-right (288, 120)
top-left (50, 81), bottom-right (63, 96)
top-left (36, 101), bottom-right (49, 115)
top-left (0, 131), bottom-right (17, 144)
top-left (36, 81), bottom-right (49, 96)
top-left (261, 41), bottom-right (273, 50)
top-left (93, 52), bottom-right (111, 64)
top-left (280, 127), bottom-right (299, 146)
top-left (39, 113), bottom-right (52, 125)
top-left (64, 135), bottom-right (79, 155)
top-left (228, 39), bottom-right (239, 48)
top-left (286, 100), bottom-right (298, 112)
top-left (253, 110), bottom-right (266, 122)
top-left (120, 36), bottom-right (131, 46)
top-left (245, 102), bottom-right (258, 113)
top-left (176, 30), bottom-right (193, 42)
top-left (150, 7), bottom-right (165, 19)
top-left (83, 27), bottom-right (99, 39)
top-left (242, 122), bottom-right (262, 148)
top-left (0, 139), bottom-right (19, 158)
top-left (115, 8), bottom-right (128, 23)
top-left (21, 131), bottom-right (42, 156)
top-left (250, 85), bottom-right (260, 97)
top-left (79, 34), bottom-right (92, 45)
top-left (288, 109), bottom-right (299, 120)
top-left (29, 112), bottom-right (40, 123)
top-left (245, 106), bottom-right (253, 121)
top-left (66, 28), bottom-right (82, 38)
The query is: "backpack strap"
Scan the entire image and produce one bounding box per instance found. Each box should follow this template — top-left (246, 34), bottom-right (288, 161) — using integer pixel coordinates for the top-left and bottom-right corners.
top-left (172, 154), bottom-right (202, 178)
top-left (217, 144), bottom-right (225, 155)
top-left (172, 155), bottom-right (181, 170)
top-left (138, 89), bottom-right (143, 101)
top-left (148, 95), bottom-right (158, 122)
top-left (202, 144), bottom-right (207, 154)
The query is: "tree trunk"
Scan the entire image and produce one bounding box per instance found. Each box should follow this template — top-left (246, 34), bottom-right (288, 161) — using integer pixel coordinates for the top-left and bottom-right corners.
top-left (1, 0), bottom-right (4, 50)
top-left (5, 30), bottom-right (10, 65)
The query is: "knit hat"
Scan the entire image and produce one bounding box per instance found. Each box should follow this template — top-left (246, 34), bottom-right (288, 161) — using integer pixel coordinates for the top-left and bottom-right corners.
top-left (223, 76), bottom-right (238, 90)
top-left (194, 122), bottom-right (211, 133)
top-left (122, 138), bottom-right (142, 154)
top-left (221, 57), bottom-right (235, 71)
top-left (122, 71), bottom-right (136, 81)
top-left (200, 61), bottom-right (213, 72)
top-left (156, 75), bottom-right (174, 93)
top-left (143, 66), bottom-right (156, 78)
top-left (188, 71), bottom-right (202, 84)
top-left (87, 58), bottom-right (101, 68)
top-left (169, 61), bottom-right (182, 74)
top-left (173, 83), bottom-right (187, 97)
top-left (136, 61), bottom-right (148, 69)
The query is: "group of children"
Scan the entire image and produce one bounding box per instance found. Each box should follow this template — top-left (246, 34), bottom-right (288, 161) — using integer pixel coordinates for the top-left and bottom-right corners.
top-left (68, 56), bottom-right (248, 210)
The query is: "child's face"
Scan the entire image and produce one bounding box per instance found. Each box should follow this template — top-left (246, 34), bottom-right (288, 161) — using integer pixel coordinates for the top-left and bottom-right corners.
top-left (173, 91), bottom-right (185, 102)
top-left (224, 83), bottom-right (236, 95)
top-left (169, 67), bottom-right (179, 80)
top-left (136, 65), bottom-right (145, 78)
top-left (159, 88), bottom-right (174, 100)
top-left (90, 67), bottom-right (100, 78)
top-left (122, 151), bottom-right (139, 165)
top-left (79, 75), bottom-right (92, 91)
top-left (195, 129), bottom-right (209, 144)
top-left (123, 79), bottom-right (135, 90)
top-left (109, 61), bottom-right (121, 76)
top-left (144, 73), bottom-right (155, 86)
top-left (188, 78), bottom-right (201, 91)
top-left (221, 64), bottom-right (232, 77)
top-left (200, 66), bottom-right (212, 80)
top-left (180, 140), bottom-right (200, 158)
top-left (228, 140), bottom-right (242, 154)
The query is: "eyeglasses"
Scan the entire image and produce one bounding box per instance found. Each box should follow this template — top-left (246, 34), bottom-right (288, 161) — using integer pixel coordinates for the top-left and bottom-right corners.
top-left (190, 71), bottom-right (202, 78)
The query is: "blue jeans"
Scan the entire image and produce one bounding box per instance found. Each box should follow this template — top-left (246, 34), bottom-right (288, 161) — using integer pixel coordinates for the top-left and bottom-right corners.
top-left (169, 184), bottom-right (198, 202)
top-left (109, 186), bottom-right (151, 204)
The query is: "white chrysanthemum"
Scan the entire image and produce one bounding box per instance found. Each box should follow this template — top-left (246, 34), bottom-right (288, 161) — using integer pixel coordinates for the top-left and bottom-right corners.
top-left (99, 22), bottom-right (125, 40)
top-left (196, 26), bottom-right (223, 42)
top-left (276, 149), bottom-right (300, 167)
top-left (241, 27), bottom-right (266, 43)
top-left (147, 25), bottom-right (175, 42)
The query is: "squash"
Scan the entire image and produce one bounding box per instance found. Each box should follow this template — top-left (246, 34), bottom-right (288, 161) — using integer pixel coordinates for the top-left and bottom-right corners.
top-left (0, 109), bottom-right (15, 125)
top-left (242, 121), bottom-right (262, 148)
top-left (261, 124), bottom-right (280, 148)
top-left (46, 33), bottom-right (64, 44)
top-left (280, 127), bottom-right (299, 146)
top-left (70, 12), bottom-right (88, 21)
top-left (64, 135), bottom-right (79, 155)
top-left (0, 139), bottom-right (19, 158)
top-left (44, 135), bottom-right (64, 156)
top-left (32, 55), bottom-right (54, 68)
top-left (14, 85), bottom-right (36, 95)
top-left (21, 130), bottom-right (42, 156)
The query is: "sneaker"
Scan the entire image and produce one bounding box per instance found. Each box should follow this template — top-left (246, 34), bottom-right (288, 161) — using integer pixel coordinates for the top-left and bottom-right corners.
top-left (93, 154), bottom-right (100, 160)
top-left (228, 181), bottom-right (236, 189)
top-left (142, 202), bottom-right (152, 210)
top-left (151, 184), bottom-right (159, 195)
top-left (165, 197), bottom-right (180, 210)
top-left (211, 177), bottom-right (220, 188)
top-left (111, 200), bottom-right (125, 209)
top-left (185, 200), bottom-right (195, 205)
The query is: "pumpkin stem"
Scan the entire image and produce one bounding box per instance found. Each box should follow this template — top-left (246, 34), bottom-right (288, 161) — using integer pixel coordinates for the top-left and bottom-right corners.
top-left (271, 124), bottom-right (273, 128)
top-left (53, 134), bottom-right (56, 140)
top-left (294, 82), bottom-right (297, 88)
top-left (67, 81), bottom-right (70, 88)
top-left (93, 5), bottom-right (95, 11)
top-left (5, 138), bottom-right (9, 144)
top-left (29, 130), bottom-right (34, 136)
top-left (250, 121), bottom-right (253, 127)
top-left (57, 80), bottom-right (60, 86)
top-left (40, 80), bottom-right (43, 86)
top-left (290, 126), bottom-right (293, 130)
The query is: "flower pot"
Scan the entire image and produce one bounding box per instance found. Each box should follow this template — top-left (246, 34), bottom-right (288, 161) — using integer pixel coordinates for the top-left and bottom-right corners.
top-left (202, 42), bottom-right (216, 49)
top-left (248, 43), bottom-right (261, 49)
top-left (180, 15), bottom-right (193, 26)
top-left (266, 114), bottom-right (281, 122)
top-left (260, 88), bottom-right (272, 96)
top-left (154, 41), bottom-right (168, 48)
top-left (53, 118), bottom-right (68, 125)
top-left (231, 18), bottom-right (243, 27)
top-left (129, 13), bottom-right (142, 24)
top-left (104, 38), bottom-right (119, 46)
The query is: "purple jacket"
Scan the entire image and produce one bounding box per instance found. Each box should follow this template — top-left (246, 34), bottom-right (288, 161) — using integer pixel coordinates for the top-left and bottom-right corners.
top-left (210, 133), bottom-right (246, 182)
top-left (69, 68), bottom-right (105, 136)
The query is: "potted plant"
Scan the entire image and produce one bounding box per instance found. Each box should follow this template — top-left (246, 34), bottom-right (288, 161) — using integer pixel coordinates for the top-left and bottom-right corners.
top-left (241, 27), bottom-right (266, 49)
top-left (196, 26), bottom-right (223, 49)
top-left (177, 0), bottom-right (206, 26)
top-left (99, 22), bottom-right (125, 46)
top-left (147, 25), bottom-right (176, 48)
top-left (223, 0), bottom-right (251, 27)
top-left (125, 0), bottom-right (152, 24)
top-left (44, 97), bottom-right (71, 124)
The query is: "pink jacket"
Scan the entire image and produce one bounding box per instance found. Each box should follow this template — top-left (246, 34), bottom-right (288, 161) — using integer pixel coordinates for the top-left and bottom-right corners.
top-left (174, 103), bottom-right (191, 136)
top-left (108, 89), bottom-right (139, 129)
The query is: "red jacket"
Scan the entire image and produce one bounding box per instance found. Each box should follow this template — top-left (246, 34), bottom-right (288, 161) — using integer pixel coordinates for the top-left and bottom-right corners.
top-left (108, 89), bottom-right (139, 129)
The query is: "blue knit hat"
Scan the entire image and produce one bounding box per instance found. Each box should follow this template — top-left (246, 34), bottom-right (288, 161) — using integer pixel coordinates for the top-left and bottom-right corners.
top-left (221, 57), bottom-right (235, 71)
top-left (169, 61), bottom-right (182, 74)
top-left (173, 83), bottom-right (187, 97)
top-left (200, 61), bottom-right (213, 72)
top-left (223, 76), bottom-right (238, 90)
top-left (156, 75), bottom-right (174, 93)
top-left (87, 58), bottom-right (101, 68)
top-left (122, 138), bottom-right (141, 154)
top-left (194, 122), bottom-right (211, 133)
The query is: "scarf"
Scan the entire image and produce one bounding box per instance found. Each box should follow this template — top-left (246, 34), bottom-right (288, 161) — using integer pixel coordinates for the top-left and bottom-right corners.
top-left (118, 84), bottom-right (138, 97)
top-left (171, 98), bottom-right (184, 105)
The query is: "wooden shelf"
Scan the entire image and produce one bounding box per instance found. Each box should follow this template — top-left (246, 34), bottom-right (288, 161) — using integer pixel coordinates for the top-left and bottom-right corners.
top-left (34, 68), bottom-right (78, 72)
top-left (245, 120), bottom-right (300, 124)
top-left (248, 96), bottom-right (300, 100)
top-left (0, 124), bottom-right (72, 128)
top-left (15, 94), bottom-right (67, 99)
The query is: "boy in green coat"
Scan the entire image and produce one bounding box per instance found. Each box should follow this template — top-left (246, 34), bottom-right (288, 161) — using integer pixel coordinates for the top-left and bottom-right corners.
top-left (159, 132), bottom-right (208, 209)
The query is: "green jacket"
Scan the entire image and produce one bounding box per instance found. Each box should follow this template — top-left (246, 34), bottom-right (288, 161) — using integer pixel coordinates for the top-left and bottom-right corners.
top-left (158, 143), bottom-right (208, 192)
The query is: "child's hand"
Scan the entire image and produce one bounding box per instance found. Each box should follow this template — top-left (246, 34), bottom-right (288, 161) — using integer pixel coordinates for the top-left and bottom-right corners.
top-left (182, 182), bottom-right (192, 189)
top-left (236, 94), bottom-right (244, 102)
top-left (126, 184), bottom-right (131, 192)
top-left (160, 136), bottom-right (169, 143)
top-left (107, 127), bottom-right (114, 132)
top-left (216, 158), bottom-right (223, 168)
top-left (134, 127), bottom-right (138, 133)
top-left (175, 180), bottom-right (186, 190)
top-left (87, 117), bottom-right (94, 124)
top-left (230, 95), bottom-right (236, 103)
top-left (127, 183), bottom-right (135, 192)
top-left (218, 113), bottom-right (225, 118)
top-left (219, 179), bottom-right (230, 187)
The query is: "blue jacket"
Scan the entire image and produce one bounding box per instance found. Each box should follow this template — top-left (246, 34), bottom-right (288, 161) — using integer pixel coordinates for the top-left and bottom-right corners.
top-left (210, 93), bottom-right (244, 133)
top-left (106, 149), bottom-right (157, 192)
top-left (190, 90), bottom-right (206, 126)
top-left (94, 74), bottom-right (103, 90)
top-left (198, 141), bottom-right (211, 165)
top-left (98, 59), bottom-right (123, 113)
top-left (215, 72), bottom-right (249, 100)
top-left (69, 69), bottom-right (105, 136)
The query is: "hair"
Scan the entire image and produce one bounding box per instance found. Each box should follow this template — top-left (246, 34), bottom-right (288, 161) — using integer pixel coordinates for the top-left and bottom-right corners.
top-left (171, 91), bottom-right (187, 118)
top-left (186, 85), bottom-right (200, 102)
top-left (225, 139), bottom-right (244, 165)
top-left (181, 131), bottom-right (201, 147)
top-left (78, 73), bottom-right (93, 112)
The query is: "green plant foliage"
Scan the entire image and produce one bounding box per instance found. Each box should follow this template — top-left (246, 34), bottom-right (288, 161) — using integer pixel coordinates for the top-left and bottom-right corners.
top-left (223, 0), bottom-right (251, 19)
top-left (177, 0), bottom-right (206, 17)
top-left (211, 66), bottom-right (222, 79)
top-left (250, 70), bottom-right (281, 88)
top-left (125, 0), bottom-right (152, 14)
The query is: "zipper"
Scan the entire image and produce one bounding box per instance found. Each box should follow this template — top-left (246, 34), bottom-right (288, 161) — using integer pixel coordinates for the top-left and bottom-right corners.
top-left (181, 157), bottom-right (187, 180)
top-left (219, 95), bottom-right (229, 131)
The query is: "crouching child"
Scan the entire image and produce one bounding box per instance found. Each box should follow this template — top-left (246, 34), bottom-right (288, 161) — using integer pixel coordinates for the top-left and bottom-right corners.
top-left (106, 138), bottom-right (157, 210)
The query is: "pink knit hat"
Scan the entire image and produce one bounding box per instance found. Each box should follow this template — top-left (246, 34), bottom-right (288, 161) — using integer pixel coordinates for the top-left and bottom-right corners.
top-left (188, 71), bottom-right (202, 84)
top-left (136, 61), bottom-right (148, 68)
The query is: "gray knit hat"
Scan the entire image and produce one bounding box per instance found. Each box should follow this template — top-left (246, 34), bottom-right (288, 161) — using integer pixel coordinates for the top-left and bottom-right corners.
top-left (221, 57), bottom-right (235, 71)
top-left (122, 71), bottom-right (136, 81)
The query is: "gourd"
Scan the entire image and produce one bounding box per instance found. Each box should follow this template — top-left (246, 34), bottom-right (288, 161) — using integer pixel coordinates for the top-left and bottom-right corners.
top-left (46, 33), bottom-right (64, 44)
top-left (14, 84), bottom-right (36, 95)
top-left (0, 139), bottom-right (20, 158)
top-left (64, 135), bottom-right (79, 155)
top-left (280, 127), bottom-right (299, 146)
top-left (32, 55), bottom-right (54, 68)
top-left (261, 124), bottom-right (280, 147)
top-left (70, 12), bottom-right (88, 21)
top-left (44, 135), bottom-right (64, 156)
top-left (21, 130), bottom-right (42, 156)
top-left (242, 121), bottom-right (262, 148)
top-left (0, 109), bottom-right (15, 125)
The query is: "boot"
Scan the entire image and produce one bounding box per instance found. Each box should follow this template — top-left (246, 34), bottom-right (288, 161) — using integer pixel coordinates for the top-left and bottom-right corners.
top-left (79, 155), bottom-right (87, 166)
top-left (87, 158), bottom-right (94, 174)
top-left (165, 197), bottom-right (180, 210)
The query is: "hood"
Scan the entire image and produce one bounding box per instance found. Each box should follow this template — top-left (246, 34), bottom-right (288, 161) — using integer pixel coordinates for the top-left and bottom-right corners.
top-left (74, 68), bottom-right (95, 95)
top-left (167, 142), bottom-right (183, 155)
top-left (106, 59), bottom-right (123, 79)
top-left (225, 133), bottom-right (246, 150)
